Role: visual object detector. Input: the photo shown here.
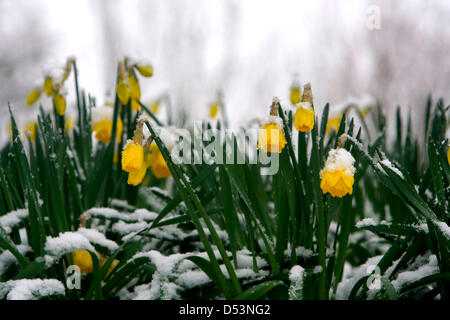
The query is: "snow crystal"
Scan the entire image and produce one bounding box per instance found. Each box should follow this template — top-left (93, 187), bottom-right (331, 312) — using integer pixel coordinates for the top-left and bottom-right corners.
top-left (379, 159), bottom-right (404, 178)
top-left (321, 148), bottom-right (355, 176)
top-left (45, 232), bottom-right (94, 256)
top-left (356, 218), bottom-right (377, 228)
top-left (0, 209), bottom-right (28, 233)
top-left (1, 279), bottom-right (65, 300)
top-left (263, 115), bottom-right (283, 127)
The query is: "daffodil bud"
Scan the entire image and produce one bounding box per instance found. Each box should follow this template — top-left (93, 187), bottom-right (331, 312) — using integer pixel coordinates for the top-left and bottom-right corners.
top-left (136, 64), bottom-right (153, 77)
top-left (53, 93), bottom-right (67, 116)
top-left (320, 147), bottom-right (356, 198)
top-left (116, 79), bottom-right (129, 105)
top-left (128, 74), bottom-right (141, 100)
top-left (209, 102), bottom-right (219, 118)
top-left (43, 76), bottom-right (54, 96)
top-left (294, 103), bottom-right (314, 132)
top-left (290, 86), bottom-right (301, 105)
top-left (26, 88), bottom-right (41, 105)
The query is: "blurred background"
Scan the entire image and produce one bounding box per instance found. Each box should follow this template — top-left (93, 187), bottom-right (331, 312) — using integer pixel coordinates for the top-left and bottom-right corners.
top-left (0, 0), bottom-right (449, 144)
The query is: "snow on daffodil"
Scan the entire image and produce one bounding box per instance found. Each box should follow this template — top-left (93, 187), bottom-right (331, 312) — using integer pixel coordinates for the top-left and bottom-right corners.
top-left (258, 99), bottom-right (286, 153)
top-left (320, 144), bottom-right (356, 198)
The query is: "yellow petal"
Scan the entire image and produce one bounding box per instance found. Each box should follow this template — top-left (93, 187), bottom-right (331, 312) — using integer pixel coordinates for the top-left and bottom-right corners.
top-left (43, 77), bottom-right (54, 96)
top-left (290, 87), bottom-right (301, 105)
top-left (294, 105), bottom-right (315, 132)
top-left (116, 80), bottom-right (129, 105)
top-left (26, 88), bottom-right (41, 106)
top-left (53, 93), bottom-right (67, 116)
top-left (122, 142), bottom-right (144, 173)
top-left (72, 250), bottom-right (94, 274)
top-left (128, 75), bottom-right (141, 100)
top-left (136, 65), bottom-right (153, 77)
top-left (127, 163), bottom-right (147, 186)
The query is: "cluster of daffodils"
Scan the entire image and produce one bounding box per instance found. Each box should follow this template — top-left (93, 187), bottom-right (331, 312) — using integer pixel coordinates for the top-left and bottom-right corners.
top-left (91, 106), bottom-right (123, 144)
top-left (26, 57), bottom-right (75, 116)
top-left (116, 58), bottom-right (153, 112)
top-left (293, 82), bottom-right (315, 132)
top-left (320, 135), bottom-right (356, 198)
top-left (121, 119), bottom-right (171, 186)
top-left (257, 99), bottom-right (287, 153)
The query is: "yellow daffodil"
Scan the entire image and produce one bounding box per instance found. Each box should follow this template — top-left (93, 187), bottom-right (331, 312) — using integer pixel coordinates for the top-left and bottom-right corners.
top-left (43, 76), bottom-right (54, 96)
top-left (320, 148), bottom-right (355, 198)
top-left (92, 119), bottom-right (123, 144)
top-left (53, 93), bottom-right (67, 116)
top-left (326, 115), bottom-right (342, 134)
top-left (290, 86), bottom-right (301, 105)
top-left (65, 116), bottom-right (75, 131)
top-left (150, 101), bottom-right (160, 114)
top-left (209, 102), bottom-right (220, 119)
top-left (147, 143), bottom-right (171, 179)
top-left (258, 122), bottom-right (286, 153)
top-left (72, 250), bottom-right (94, 274)
top-left (136, 64), bottom-right (153, 77)
top-left (26, 88), bottom-right (41, 106)
top-left (128, 75), bottom-right (141, 101)
top-left (122, 141), bottom-right (144, 173)
top-left (24, 122), bottom-right (38, 142)
top-left (294, 103), bottom-right (315, 132)
top-left (116, 79), bottom-right (129, 105)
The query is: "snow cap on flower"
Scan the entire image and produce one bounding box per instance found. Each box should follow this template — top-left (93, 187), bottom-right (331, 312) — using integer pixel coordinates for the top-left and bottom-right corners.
top-left (258, 98), bottom-right (286, 153)
top-left (320, 147), bottom-right (356, 198)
